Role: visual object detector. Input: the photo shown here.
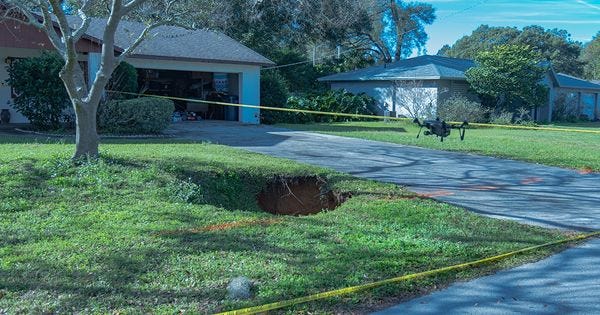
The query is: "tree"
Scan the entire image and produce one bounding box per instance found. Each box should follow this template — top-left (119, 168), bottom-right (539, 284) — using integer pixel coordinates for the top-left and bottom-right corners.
top-left (386, 0), bottom-right (435, 60)
top-left (312, 0), bottom-right (435, 62)
top-left (582, 32), bottom-right (600, 80)
top-left (466, 45), bottom-right (548, 112)
top-left (395, 80), bottom-right (438, 119)
top-left (438, 25), bottom-right (520, 59)
top-left (516, 26), bottom-right (583, 76)
top-left (1, 0), bottom-right (185, 158)
top-left (439, 25), bottom-right (584, 76)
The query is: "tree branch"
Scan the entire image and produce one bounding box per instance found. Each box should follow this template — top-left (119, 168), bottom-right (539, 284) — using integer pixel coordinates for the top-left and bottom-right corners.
top-left (72, 0), bottom-right (93, 41)
top-left (1, 0), bottom-right (44, 30)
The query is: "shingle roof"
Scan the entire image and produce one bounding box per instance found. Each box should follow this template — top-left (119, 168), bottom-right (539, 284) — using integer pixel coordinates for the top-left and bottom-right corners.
top-left (318, 55), bottom-right (475, 82)
top-left (66, 17), bottom-right (274, 66)
top-left (555, 73), bottom-right (600, 91)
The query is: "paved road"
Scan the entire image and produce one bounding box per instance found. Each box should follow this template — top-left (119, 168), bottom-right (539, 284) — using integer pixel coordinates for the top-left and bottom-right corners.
top-left (168, 121), bottom-right (600, 314)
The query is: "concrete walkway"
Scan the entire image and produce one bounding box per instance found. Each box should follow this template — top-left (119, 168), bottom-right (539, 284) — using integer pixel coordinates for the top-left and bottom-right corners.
top-left (168, 121), bottom-right (600, 314)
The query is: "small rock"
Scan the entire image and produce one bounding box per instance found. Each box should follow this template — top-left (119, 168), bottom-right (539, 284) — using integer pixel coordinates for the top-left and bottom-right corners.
top-left (227, 276), bottom-right (253, 300)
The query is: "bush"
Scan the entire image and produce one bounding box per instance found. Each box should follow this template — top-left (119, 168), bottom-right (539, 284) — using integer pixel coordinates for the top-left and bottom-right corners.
top-left (490, 111), bottom-right (514, 125)
top-left (260, 70), bottom-right (290, 124)
top-left (437, 94), bottom-right (488, 122)
top-left (262, 90), bottom-right (377, 124)
top-left (98, 97), bottom-right (174, 134)
top-left (6, 52), bottom-right (70, 130)
top-left (106, 62), bottom-right (138, 100)
top-left (552, 94), bottom-right (580, 122)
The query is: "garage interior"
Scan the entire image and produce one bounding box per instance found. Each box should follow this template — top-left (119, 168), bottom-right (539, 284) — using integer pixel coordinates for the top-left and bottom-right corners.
top-left (137, 69), bottom-right (241, 121)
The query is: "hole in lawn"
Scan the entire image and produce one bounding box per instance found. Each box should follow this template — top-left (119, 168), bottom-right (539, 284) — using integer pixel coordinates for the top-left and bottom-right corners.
top-left (257, 176), bottom-right (349, 216)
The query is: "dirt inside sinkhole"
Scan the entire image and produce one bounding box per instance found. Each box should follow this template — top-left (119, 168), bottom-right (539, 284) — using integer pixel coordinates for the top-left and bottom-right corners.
top-left (257, 176), bottom-right (349, 216)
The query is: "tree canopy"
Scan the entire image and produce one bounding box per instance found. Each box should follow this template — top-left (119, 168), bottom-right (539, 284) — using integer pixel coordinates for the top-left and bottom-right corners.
top-left (439, 25), bottom-right (584, 76)
top-left (466, 45), bottom-right (548, 112)
top-left (581, 32), bottom-right (600, 80)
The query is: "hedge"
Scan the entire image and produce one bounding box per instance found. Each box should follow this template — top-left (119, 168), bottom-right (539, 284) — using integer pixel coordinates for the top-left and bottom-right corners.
top-left (98, 97), bottom-right (174, 134)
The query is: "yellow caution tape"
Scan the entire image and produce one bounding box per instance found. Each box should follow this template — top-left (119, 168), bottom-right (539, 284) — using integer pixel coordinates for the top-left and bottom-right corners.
top-left (215, 231), bottom-right (600, 315)
top-left (103, 90), bottom-right (599, 313)
top-left (107, 91), bottom-right (600, 135)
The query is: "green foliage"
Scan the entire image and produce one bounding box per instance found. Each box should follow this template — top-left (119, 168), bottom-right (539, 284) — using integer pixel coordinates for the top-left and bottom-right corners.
top-left (260, 70), bottom-right (290, 107)
top-left (269, 49), bottom-right (328, 94)
top-left (106, 61), bottom-right (138, 99)
top-left (98, 97), bottom-right (174, 134)
top-left (441, 25), bottom-right (584, 76)
top-left (260, 70), bottom-right (291, 124)
top-left (582, 32), bottom-right (600, 80)
top-left (385, 1), bottom-right (436, 60)
top-left (263, 90), bottom-right (377, 124)
top-left (5, 52), bottom-right (70, 130)
top-left (466, 44), bottom-right (548, 112)
top-left (437, 94), bottom-right (488, 123)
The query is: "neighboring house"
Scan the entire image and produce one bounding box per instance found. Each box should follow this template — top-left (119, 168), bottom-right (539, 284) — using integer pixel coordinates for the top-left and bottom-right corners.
top-left (0, 15), bottom-right (274, 124)
top-left (319, 55), bottom-right (600, 122)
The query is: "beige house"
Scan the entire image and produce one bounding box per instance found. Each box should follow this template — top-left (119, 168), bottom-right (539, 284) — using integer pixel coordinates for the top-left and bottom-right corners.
top-left (319, 55), bottom-right (600, 122)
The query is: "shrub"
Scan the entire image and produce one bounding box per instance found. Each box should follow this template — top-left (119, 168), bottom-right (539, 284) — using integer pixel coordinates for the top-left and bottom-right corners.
top-left (552, 94), bottom-right (580, 122)
top-left (98, 97), bottom-right (174, 134)
top-left (437, 94), bottom-right (488, 122)
top-left (490, 111), bottom-right (514, 125)
top-left (106, 61), bottom-right (138, 100)
top-left (260, 70), bottom-right (290, 124)
top-left (264, 90), bottom-right (377, 124)
top-left (6, 52), bottom-right (70, 130)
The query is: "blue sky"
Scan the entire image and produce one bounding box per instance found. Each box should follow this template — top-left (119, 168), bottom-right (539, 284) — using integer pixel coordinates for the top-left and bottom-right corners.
top-left (421, 0), bottom-right (600, 55)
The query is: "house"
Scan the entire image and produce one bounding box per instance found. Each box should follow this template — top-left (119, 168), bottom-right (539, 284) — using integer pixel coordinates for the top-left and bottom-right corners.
top-left (318, 55), bottom-right (600, 122)
top-left (0, 14), bottom-right (274, 124)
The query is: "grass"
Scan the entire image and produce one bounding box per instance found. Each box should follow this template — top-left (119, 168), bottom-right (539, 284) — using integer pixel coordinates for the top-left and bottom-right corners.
top-left (278, 120), bottom-right (600, 172)
top-left (0, 135), bottom-right (570, 314)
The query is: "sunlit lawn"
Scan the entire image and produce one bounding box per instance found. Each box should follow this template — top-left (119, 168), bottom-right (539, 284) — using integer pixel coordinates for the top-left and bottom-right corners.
top-left (0, 135), bottom-right (569, 313)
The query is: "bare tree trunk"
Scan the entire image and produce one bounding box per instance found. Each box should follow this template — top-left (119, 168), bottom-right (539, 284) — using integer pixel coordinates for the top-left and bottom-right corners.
top-left (73, 101), bottom-right (99, 159)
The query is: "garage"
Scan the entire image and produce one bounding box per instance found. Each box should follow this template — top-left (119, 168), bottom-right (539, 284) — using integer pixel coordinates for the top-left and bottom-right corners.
top-left (0, 16), bottom-right (275, 125)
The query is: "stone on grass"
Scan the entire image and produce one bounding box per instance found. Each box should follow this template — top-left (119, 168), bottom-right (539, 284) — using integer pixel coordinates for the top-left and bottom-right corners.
top-left (227, 276), bottom-right (253, 300)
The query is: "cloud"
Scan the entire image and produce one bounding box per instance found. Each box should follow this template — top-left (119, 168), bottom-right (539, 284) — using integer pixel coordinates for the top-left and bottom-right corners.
top-left (575, 0), bottom-right (600, 11)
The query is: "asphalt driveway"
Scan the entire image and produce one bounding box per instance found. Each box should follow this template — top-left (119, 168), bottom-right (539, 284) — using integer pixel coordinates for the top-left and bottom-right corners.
top-left (168, 121), bottom-right (600, 314)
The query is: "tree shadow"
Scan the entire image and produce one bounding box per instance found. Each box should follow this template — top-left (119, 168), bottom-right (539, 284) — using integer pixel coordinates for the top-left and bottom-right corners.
top-left (294, 124), bottom-right (408, 133)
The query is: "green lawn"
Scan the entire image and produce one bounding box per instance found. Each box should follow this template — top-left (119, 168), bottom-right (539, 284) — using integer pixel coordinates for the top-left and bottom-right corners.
top-left (279, 120), bottom-right (600, 172)
top-left (0, 135), bottom-right (570, 313)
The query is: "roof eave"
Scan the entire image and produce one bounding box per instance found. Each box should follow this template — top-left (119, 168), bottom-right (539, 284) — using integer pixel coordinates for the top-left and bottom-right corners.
top-left (319, 76), bottom-right (467, 82)
top-left (128, 54), bottom-right (275, 67)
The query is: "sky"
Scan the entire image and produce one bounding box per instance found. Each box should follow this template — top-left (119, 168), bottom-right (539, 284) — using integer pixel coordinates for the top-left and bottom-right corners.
top-left (421, 0), bottom-right (600, 55)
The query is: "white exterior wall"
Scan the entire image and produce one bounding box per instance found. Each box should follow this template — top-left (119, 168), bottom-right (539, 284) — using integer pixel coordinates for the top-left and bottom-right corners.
top-left (330, 80), bottom-right (440, 118)
top-left (126, 57), bottom-right (262, 124)
top-left (0, 47), bottom-right (46, 123)
top-left (395, 86), bottom-right (439, 118)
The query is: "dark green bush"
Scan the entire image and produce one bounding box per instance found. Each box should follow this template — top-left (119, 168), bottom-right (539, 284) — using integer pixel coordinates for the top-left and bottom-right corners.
top-left (260, 70), bottom-right (290, 124)
top-left (6, 52), bottom-right (70, 130)
top-left (106, 61), bottom-right (138, 100)
top-left (98, 97), bottom-right (174, 134)
top-left (262, 90), bottom-right (377, 124)
top-left (437, 94), bottom-right (488, 123)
